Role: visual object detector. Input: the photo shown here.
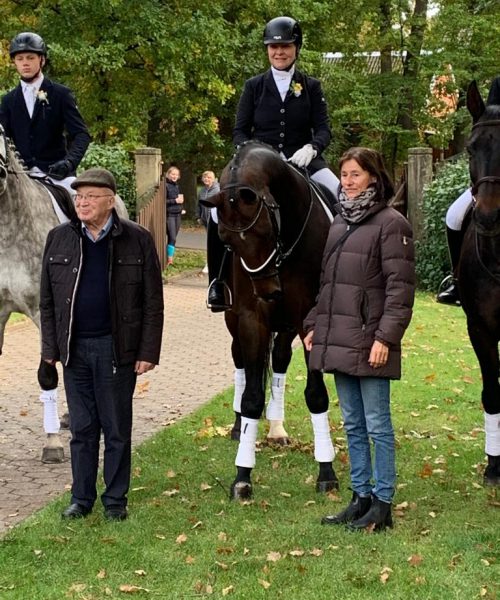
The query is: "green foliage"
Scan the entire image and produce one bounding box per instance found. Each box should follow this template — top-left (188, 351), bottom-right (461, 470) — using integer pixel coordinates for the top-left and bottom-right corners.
top-left (1, 294), bottom-right (498, 599)
top-left (78, 142), bottom-right (136, 217)
top-left (416, 157), bottom-right (470, 291)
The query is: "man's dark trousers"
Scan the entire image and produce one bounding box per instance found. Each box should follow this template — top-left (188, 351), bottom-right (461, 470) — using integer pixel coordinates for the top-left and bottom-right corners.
top-left (63, 335), bottom-right (136, 510)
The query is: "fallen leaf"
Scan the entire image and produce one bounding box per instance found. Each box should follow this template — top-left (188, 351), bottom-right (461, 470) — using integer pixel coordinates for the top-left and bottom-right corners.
top-left (200, 483), bottom-right (212, 491)
top-left (218, 532), bottom-right (228, 542)
top-left (395, 501), bottom-right (408, 510)
top-left (266, 551), bottom-right (282, 562)
top-left (96, 569), bottom-right (107, 579)
top-left (131, 486), bottom-right (146, 492)
top-left (280, 492), bottom-right (291, 498)
top-left (162, 489), bottom-right (179, 497)
top-left (309, 548), bottom-right (323, 557)
top-left (428, 511), bottom-right (437, 518)
top-left (480, 587), bottom-right (488, 597)
top-left (33, 550), bottom-right (42, 556)
top-left (222, 586), bottom-right (234, 596)
top-left (185, 555), bottom-right (195, 564)
top-left (408, 554), bottom-right (424, 567)
top-left (419, 463), bottom-right (434, 478)
top-left (155, 534), bottom-right (166, 540)
top-left (118, 584), bottom-right (150, 593)
top-left (166, 470), bottom-right (176, 478)
top-left (289, 550), bottom-right (305, 557)
top-left (258, 579), bottom-right (271, 589)
top-left (68, 583), bottom-right (87, 593)
top-left (380, 566), bottom-right (393, 584)
top-left (176, 533), bottom-right (187, 544)
top-left (216, 561), bottom-right (229, 570)
top-left (19, 409), bottom-right (28, 417)
top-left (304, 500), bottom-right (316, 507)
top-left (191, 521), bottom-right (203, 529)
top-left (134, 570), bottom-right (146, 576)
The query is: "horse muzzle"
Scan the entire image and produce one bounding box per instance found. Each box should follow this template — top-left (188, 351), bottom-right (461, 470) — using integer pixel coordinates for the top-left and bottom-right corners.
top-left (249, 270), bottom-right (283, 302)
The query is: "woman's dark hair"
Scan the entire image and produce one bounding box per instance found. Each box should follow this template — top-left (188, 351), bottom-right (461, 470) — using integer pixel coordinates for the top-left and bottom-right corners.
top-left (339, 147), bottom-right (394, 201)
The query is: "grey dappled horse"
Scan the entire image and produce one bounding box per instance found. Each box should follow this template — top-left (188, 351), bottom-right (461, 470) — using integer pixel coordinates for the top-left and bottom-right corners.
top-left (0, 124), bottom-right (128, 463)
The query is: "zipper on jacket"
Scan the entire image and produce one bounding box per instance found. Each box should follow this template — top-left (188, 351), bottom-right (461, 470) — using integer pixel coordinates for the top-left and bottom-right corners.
top-left (320, 225), bottom-right (351, 368)
top-left (108, 233), bottom-right (119, 367)
top-left (65, 236), bottom-right (83, 366)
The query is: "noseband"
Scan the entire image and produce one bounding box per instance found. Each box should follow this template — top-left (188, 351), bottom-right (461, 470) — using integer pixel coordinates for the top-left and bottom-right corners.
top-left (470, 119), bottom-right (500, 196)
top-left (218, 181), bottom-right (314, 276)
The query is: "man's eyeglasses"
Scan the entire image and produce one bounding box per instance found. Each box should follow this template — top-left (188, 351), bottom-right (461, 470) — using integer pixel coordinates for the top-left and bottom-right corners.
top-left (75, 193), bottom-right (114, 202)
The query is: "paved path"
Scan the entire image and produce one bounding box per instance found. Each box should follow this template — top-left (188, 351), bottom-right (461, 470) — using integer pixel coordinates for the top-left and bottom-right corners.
top-left (0, 272), bottom-right (232, 535)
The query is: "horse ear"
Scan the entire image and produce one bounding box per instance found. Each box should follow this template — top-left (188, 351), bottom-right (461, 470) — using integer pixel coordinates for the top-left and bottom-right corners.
top-left (467, 80), bottom-right (485, 123)
top-left (486, 76), bottom-right (500, 106)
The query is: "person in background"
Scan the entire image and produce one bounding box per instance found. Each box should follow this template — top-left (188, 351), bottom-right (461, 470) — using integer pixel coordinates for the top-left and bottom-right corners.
top-left (207, 16), bottom-right (340, 311)
top-left (165, 166), bottom-right (184, 266)
top-left (39, 168), bottom-right (164, 521)
top-left (196, 170), bottom-right (220, 274)
top-left (0, 32), bottom-right (90, 195)
top-left (304, 147), bottom-right (415, 532)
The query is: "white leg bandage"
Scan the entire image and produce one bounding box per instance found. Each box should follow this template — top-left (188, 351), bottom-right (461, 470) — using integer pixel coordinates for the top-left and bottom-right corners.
top-left (484, 412), bottom-right (500, 456)
top-left (40, 388), bottom-right (60, 434)
top-left (233, 368), bottom-right (246, 413)
top-left (311, 411), bottom-right (335, 462)
top-left (235, 417), bottom-right (259, 468)
top-left (266, 372), bottom-right (286, 421)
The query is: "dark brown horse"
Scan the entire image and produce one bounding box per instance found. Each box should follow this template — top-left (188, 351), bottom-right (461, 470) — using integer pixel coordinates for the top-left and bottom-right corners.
top-left (203, 141), bottom-right (339, 500)
top-left (459, 81), bottom-right (500, 486)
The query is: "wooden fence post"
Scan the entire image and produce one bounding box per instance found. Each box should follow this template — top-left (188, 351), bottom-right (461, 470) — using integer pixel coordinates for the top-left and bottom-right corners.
top-left (407, 147), bottom-right (433, 243)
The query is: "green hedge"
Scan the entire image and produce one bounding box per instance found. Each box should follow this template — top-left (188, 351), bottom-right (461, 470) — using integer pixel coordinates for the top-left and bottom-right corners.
top-left (416, 157), bottom-right (470, 291)
top-left (79, 143), bottom-right (137, 218)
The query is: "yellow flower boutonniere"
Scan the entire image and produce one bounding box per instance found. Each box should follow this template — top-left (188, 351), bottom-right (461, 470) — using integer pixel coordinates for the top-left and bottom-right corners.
top-left (36, 90), bottom-right (49, 105)
top-left (291, 81), bottom-right (303, 98)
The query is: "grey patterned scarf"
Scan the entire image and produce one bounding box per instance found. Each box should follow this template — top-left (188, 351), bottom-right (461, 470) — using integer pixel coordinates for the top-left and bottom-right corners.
top-left (338, 186), bottom-right (378, 223)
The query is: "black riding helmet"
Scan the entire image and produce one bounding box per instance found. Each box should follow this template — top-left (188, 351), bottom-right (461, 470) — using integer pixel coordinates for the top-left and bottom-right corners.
top-left (9, 32), bottom-right (47, 57)
top-left (263, 16), bottom-right (302, 52)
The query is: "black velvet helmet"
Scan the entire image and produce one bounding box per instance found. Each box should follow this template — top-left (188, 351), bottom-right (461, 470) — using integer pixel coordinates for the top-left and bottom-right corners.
top-left (9, 32), bottom-right (47, 57)
top-left (263, 16), bottom-right (302, 50)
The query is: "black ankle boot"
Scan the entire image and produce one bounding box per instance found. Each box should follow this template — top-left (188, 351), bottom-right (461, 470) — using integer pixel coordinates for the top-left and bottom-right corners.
top-left (321, 491), bottom-right (371, 525)
top-left (207, 280), bottom-right (230, 312)
top-left (348, 495), bottom-right (393, 531)
top-left (436, 227), bottom-right (463, 306)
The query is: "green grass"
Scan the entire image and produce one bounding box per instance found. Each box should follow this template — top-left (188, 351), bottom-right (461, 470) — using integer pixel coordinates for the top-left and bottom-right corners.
top-left (1, 293), bottom-right (499, 600)
top-left (163, 248), bottom-right (206, 279)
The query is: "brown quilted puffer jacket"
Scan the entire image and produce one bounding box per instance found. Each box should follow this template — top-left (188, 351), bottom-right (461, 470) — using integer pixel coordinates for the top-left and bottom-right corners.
top-left (304, 201), bottom-right (415, 379)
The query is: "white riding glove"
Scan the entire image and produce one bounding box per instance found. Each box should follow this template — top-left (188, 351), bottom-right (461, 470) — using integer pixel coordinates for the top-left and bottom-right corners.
top-left (289, 144), bottom-right (317, 168)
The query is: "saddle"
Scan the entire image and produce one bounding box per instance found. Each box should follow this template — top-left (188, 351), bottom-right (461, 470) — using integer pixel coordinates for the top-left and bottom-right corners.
top-left (36, 178), bottom-right (77, 221)
top-left (309, 179), bottom-right (336, 214)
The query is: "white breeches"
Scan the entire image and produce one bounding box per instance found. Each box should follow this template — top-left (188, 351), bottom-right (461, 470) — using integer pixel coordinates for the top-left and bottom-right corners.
top-left (311, 168), bottom-right (340, 200)
top-left (446, 188), bottom-right (473, 230)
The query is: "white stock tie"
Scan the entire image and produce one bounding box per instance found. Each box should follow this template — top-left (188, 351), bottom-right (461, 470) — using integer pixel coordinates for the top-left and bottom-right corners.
top-left (24, 85), bottom-right (36, 118)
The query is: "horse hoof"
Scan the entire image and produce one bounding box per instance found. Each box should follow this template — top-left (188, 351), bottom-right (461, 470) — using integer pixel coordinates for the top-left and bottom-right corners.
top-left (230, 480), bottom-right (253, 501)
top-left (267, 436), bottom-right (290, 447)
top-left (59, 412), bottom-right (70, 429)
top-left (484, 473), bottom-right (500, 486)
top-left (41, 446), bottom-right (64, 464)
top-left (316, 479), bottom-right (340, 493)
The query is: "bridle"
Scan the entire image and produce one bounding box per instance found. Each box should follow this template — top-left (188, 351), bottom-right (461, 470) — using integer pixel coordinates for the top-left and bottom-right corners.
top-left (470, 119), bottom-right (500, 196)
top-left (0, 126), bottom-right (28, 196)
top-left (218, 180), bottom-right (314, 275)
top-left (468, 118), bottom-right (500, 283)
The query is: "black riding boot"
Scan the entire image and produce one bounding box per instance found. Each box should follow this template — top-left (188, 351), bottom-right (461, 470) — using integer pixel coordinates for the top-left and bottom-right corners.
top-left (206, 217), bottom-right (231, 312)
top-left (321, 491), bottom-right (371, 525)
top-left (348, 495), bottom-right (393, 532)
top-left (436, 227), bottom-right (464, 306)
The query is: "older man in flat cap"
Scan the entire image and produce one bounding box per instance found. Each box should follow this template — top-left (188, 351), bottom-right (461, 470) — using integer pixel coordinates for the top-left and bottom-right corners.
top-left (39, 168), bottom-right (164, 521)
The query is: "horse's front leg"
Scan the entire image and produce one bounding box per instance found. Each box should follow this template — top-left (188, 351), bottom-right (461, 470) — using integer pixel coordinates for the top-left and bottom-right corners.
top-left (38, 359), bottom-right (65, 464)
top-left (468, 322), bottom-right (500, 486)
top-left (303, 348), bottom-right (339, 493)
top-left (266, 331), bottom-right (295, 445)
top-left (230, 323), bottom-right (270, 501)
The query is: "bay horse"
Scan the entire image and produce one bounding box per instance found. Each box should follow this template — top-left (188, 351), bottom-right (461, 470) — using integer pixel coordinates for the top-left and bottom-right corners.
top-left (202, 141), bottom-right (338, 500)
top-left (458, 80), bottom-right (500, 486)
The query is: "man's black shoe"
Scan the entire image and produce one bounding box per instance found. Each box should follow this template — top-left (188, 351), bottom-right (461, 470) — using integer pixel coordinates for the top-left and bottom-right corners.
top-left (61, 503), bottom-right (91, 519)
top-left (104, 505), bottom-right (128, 521)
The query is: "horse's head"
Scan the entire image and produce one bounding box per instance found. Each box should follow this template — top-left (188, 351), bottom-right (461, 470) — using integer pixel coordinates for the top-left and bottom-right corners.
top-left (201, 143), bottom-right (287, 302)
top-left (466, 80), bottom-right (500, 221)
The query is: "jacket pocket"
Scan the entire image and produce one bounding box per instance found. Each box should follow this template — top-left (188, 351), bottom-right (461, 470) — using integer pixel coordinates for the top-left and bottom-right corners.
top-left (119, 308), bottom-right (143, 353)
top-left (360, 292), bottom-right (369, 328)
top-left (47, 254), bottom-right (72, 283)
top-left (115, 255), bottom-right (144, 283)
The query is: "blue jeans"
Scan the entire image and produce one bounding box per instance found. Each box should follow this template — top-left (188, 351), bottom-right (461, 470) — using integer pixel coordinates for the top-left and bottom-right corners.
top-left (63, 335), bottom-right (136, 509)
top-left (334, 373), bottom-right (395, 503)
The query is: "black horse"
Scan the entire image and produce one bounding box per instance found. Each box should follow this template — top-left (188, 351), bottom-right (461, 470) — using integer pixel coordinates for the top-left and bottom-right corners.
top-left (203, 141), bottom-right (339, 500)
top-left (459, 80), bottom-right (500, 486)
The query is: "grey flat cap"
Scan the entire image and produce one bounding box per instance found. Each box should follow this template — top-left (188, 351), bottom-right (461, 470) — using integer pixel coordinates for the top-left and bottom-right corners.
top-left (71, 168), bottom-right (117, 193)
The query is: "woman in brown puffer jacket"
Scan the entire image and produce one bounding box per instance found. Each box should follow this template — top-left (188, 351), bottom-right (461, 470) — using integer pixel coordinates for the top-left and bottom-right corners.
top-left (304, 147), bottom-right (415, 532)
